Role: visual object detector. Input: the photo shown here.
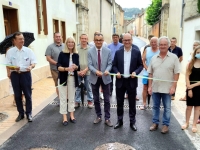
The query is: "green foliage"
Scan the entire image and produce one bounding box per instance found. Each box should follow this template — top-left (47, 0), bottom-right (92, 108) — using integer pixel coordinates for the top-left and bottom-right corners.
top-left (146, 0), bottom-right (162, 25)
top-left (198, 0), bottom-right (200, 13)
top-left (123, 8), bottom-right (142, 19)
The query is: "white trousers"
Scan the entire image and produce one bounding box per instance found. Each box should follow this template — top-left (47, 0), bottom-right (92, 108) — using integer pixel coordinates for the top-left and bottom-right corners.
top-left (58, 76), bottom-right (75, 114)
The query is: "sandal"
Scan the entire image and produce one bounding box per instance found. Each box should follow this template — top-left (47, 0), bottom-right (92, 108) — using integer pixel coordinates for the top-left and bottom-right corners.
top-left (13, 100), bottom-right (16, 107)
top-left (192, 127), bottom-right (197, 133)
top-left (179, 98), bottom-right (186, 101)
top-left (140, 105), bottom-right (147, 110)
top-left (181, 124), bottom-right (189, 130)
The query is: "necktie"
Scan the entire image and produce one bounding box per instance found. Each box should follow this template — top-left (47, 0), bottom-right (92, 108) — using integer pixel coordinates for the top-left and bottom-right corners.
top-left (98, 50), bottom-right (101, 70)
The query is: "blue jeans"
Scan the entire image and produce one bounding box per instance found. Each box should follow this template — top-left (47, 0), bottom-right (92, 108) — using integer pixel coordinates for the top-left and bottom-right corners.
top-left (75, 75), bottom-right (93, 102)
top-left (152, 93), bottom-right (171, 126)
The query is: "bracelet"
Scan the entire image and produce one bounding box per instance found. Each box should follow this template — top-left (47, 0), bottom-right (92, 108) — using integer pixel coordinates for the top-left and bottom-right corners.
top-left (187, 89), bottom-right (192, 91)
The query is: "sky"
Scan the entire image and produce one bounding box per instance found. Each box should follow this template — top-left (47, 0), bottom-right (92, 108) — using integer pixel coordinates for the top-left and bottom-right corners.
top-left (115, 0), bottom-right (152, 9)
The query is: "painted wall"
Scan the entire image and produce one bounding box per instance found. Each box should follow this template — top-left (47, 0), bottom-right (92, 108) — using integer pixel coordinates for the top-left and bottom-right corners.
top-left (88, 0), bottom-right (100, 42)
top-left (101, 0), bottom-right (112, 43)
top-left (167, 0), bottom-right (182, 46)
top-left (181, 17), bottom-right (200, 73)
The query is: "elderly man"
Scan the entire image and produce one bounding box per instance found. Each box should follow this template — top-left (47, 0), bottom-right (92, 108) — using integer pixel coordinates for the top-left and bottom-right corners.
top-left (88, 33), bottom-right (113, 127)
top-left (141, 37), bottom-right (159, 110)
top-left (108, 33), bottom-right (123, 96)
top-left (75, 34), bottom-right (93, 108)
top-left (168, 37), bottom-right (183, 100)
top-left (148, 36), bottom-right (180, 134)
top-left (45, 32), bottom-right (64, 100)
top-left (6, 32), bottom-right (37, 122)
top-left (112, 33), bottom-right (143, 131)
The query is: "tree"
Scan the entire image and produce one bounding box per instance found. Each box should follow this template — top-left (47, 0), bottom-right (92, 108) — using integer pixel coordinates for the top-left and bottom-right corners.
top-left (198, 0), bottom-right (200, 13)
top-left (146, 0), bottom-right (162, 25)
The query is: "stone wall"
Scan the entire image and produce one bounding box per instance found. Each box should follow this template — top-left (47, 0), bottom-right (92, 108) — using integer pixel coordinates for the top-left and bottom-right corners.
top-left (160, 3), bottom-right (169, 36)
top-left (184, 0), bottom-right (199, 19)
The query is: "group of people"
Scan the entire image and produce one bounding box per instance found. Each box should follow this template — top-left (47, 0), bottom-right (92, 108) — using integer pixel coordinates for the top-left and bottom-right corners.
top-left (5, 31), bottom-right (200, 134)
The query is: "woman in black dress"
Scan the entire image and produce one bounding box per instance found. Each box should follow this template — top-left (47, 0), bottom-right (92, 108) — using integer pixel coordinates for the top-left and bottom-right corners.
top-left (181, 45), bottom-right (200, 133)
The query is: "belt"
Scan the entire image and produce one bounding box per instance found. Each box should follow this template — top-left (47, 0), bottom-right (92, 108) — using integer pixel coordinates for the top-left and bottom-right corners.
top-left (12, 71), bottom-right (30, 74)
top-left (69, 74), bottom-right (74, 76)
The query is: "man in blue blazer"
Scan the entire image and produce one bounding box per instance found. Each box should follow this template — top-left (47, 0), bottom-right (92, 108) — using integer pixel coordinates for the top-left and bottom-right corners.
top-left (112, 33), bottom-right (143, 131)
top-left (88, 33), bottom-right (113, 127)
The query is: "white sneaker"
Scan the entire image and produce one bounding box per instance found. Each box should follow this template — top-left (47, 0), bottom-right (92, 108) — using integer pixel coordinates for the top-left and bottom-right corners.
top-left (100, 93), bottom-right (104, 99)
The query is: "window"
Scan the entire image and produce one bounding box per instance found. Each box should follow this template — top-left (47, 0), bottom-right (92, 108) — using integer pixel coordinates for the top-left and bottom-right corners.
top-left (3, 7), bottom-right (19, 36)
top-left (53, 19), bottom-right (59, 33)
top-left (36, 0), bottom-right (48, 35)
top-left (195, 30), bottom-right (200, 40)
top-left (61, 21), bottom-right (66, 42)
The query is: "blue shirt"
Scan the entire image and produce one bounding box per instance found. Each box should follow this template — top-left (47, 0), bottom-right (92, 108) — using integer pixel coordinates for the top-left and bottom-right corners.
top-left (108, 42), bottom-right (123, 60)
top-left (143, 47), bottom-right (160, 76)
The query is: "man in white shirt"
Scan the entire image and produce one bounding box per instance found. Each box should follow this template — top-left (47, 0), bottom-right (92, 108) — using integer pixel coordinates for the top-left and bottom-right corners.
top-left (6, 32), bottom-right (37, 122)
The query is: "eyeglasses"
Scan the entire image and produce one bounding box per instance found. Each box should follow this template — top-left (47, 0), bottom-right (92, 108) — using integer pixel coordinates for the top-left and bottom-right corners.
top-left (123, 39), bottom-right (132, 42)
top-left (94, 40), bottom-right (103, 42)
top-left (94, 33), bottom-right (103, 36)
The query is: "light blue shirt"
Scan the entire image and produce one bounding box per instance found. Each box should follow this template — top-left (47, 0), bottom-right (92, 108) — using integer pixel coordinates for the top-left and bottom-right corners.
top-left (108, 42), bottom-right (123, 60)
top-left (6, 46), bottom-right (37, 72)
top-left (124, 47), bottom-right (132, 78)
top-left (143, 47), bottom-right (160, 76)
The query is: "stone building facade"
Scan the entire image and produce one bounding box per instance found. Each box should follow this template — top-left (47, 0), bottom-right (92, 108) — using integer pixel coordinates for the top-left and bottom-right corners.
top-left (160, 0), bottom-right (169, 36)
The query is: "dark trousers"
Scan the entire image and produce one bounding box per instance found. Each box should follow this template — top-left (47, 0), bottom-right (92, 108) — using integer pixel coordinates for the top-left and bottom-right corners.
top-left (116, 78), bottom-right (136, 124)
top-left (91, 78), bottom-right (110, 120)
top-left (11, 72), bottom-right (32, 116)
top-left (110, 75), bottom-right (114, 93)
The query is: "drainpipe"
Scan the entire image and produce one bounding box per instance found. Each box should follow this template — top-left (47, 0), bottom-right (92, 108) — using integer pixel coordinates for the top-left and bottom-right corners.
top-left (100, 0), bottom-right (102, 32)
top-left (179, 0), bottom-right (185, 47)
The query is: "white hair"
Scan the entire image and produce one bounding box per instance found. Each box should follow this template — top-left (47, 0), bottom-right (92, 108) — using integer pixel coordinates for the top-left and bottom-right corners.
top-left (150, 37), bottom-right (159, 46)
top-left (194, 40), bottom-right (200, 45)
top-left (158, 36), bottom-right (171, 47)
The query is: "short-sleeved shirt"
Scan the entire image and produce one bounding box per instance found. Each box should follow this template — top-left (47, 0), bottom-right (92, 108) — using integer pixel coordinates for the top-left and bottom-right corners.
top-left (168, 46), bottom-right (183, 58)
top-left (45, 43), bottom-right (64, 70)
top-left (6, 46), bottom-right (37, 72)
top-left (77, 45), bottom-right (90, 75)
top-left (147, 52), bottom-right (180, 93)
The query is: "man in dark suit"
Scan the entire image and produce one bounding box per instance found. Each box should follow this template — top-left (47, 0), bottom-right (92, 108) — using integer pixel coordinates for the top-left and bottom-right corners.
top-left (88, 33), bottom-right (113, 127)
top-left (112, 33), bottom-right (143, 131)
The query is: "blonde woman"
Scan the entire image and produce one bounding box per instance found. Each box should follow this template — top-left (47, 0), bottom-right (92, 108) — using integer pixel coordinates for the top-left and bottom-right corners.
top-left (57, 37), bottom-right (79, 126)
top-left (181, 45), bottom-right (200, 133)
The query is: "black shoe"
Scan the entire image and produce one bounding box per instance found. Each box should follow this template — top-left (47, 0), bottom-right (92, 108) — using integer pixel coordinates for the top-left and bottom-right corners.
top-left (114, 121), bottom-right (123, 129)
top-left (63, 121), bottom-right (68, 126)
top-left (27, 114), bottom-right (33, 122)
top-left (70, 118), bottom-right (76, 123)
top-left (15, 115), bottom-right (24, 122)
top-left (130, 123), bottom-right (137, 131)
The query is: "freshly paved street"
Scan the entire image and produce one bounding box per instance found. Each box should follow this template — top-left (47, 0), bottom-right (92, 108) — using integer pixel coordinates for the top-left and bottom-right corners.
top-left (0, 37), bottom-right (199, 150)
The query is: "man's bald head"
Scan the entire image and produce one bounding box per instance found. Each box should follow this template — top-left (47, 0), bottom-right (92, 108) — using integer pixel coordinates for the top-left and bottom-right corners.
top-left (123, 33), bottom-right (132, 40)
top-left (123, 33), bottom-right (133, 50)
